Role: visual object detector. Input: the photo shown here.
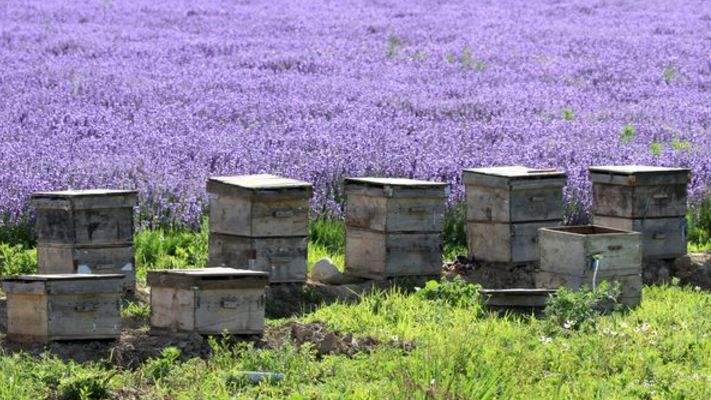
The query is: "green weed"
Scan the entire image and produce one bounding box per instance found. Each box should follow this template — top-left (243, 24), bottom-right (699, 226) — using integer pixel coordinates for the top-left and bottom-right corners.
top-left (561, 107), bottom-right (575, 121)
top-left (619, 123), bottom-right (636, 143)
top-left (121, 300), bottom-right (150, 320)
top-left (57, 369), bottom-right (114, 400)
top-left (416, 276), bottom-right (481, 308)
top-left (544, 281), bottom-right (622, 332)
top-left (0, 243), bottom-right (37, 275)
top-left (143, 347), bottom-right (181, 382)
top-left (649, 141), bottom-right (663, 156)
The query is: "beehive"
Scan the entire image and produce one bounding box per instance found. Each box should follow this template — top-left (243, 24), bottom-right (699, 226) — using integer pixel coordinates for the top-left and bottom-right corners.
top-left (2, 274), bottom-right (123, 342)
top-left (344, 177), bottom-right (448, 279)
top-left (147, 268), bottom-right (269, 335)
top-left (207, 174), bottom-right (312, 283)
top-left (536, 225), bottom-right (642, 306)
top-left (590, 165), bottom-right (690, 259)
top-left (31, 189), bottom-right (138, 291)
top-left (463, 166), bottom-right (566, 263)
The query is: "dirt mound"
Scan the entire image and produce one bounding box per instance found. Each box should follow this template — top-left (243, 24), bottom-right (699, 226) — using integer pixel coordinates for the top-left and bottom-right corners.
top-left (262, 321), bottom-right (413, 358)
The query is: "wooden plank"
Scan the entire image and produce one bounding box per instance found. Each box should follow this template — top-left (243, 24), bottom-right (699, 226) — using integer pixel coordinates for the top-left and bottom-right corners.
top-left (468, 221), bottom-right (559, 263)
top-left (35, 208), bottom-right (75, 243)
top-left (589, 166), bottom-right (690, 186)
top-left (592, 183), bottom-right (687, 218)
top-left (480, 289), bottom-right (556, 308)
top-left (465, 185), bottom-right (511, 222)
top-left (194, 288), bottom-right (265, 334)
top-left (344, 229), bottom-right (386, 279)
top-left (150, 287), bottom-right (196, 332)
top-left (593, 216), bottom-right (686, 259)
top-left (47, 293), bottom-right (121, 339)
top-left (5, 293), bottom-right (48, 341)
top-left (148, 268), bottom-right (268, 290)
top-left (72, 207), bottom-right (134, 244)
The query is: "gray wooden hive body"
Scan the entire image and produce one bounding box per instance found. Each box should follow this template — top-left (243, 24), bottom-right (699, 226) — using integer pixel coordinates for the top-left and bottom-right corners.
top-left (536, 225), bottom-right (642, 306)
top-left (344, 177), bottom-right (448, 279)
top-left (463, 166), bottom-right (566, 263)
top-left (2, 274), bottom-right (123, 342)
top-left (589, 166), bottom-right (690, 260)
top-left (207, 174), bottom-right (312, 283)
top-left (31, 189), bottom-right (138, 292)
top-left (147, 268), bottom-right (269, 335)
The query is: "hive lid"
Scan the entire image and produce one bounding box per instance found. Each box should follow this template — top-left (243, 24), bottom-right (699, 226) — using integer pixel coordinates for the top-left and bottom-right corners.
top-left (589, 165), bottom-right (690, 185)
top-left (32, 189), bottom-right (138, 198)
top-left (147, 268), bottom-right (269, 289)
top-left (345, 177), bottom-right (447, 187)
top-left (2, 273), bottom-right (125, 282)
top-left (463, 166), bottom-right (565, 179)
top-left (208, 174), bottom-right (311, 190)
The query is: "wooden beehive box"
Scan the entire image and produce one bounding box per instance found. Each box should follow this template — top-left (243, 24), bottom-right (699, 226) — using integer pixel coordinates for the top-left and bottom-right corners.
top-left (589, 165), bottom-right (690, 260)
top-left (480, 288), bottom-right (556, 309)
top-left (344, 177), bottom-right (448, 279)
top-left (463, 166), bottom-right (566, 263)
top-left (2, 274), bottom-right (123, 342)
top-left (147, 268), bottom-right (269, 335)
top-left (208, 234), bottom-right (307, 283)
top-left (31, 189), bottom-right (138, 291)
top-left (536, 225), bottom-right (643, 306)
top-left (207, 174), bottom-right (312, 238)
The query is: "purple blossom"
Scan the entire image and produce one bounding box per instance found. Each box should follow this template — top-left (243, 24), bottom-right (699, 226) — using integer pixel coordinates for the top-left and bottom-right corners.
top-left (1, 0), bottom-right (709, 228)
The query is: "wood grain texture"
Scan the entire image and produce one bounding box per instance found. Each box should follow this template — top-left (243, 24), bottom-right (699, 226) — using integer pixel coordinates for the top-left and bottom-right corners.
top-left (150, 287), bottom-right (196, 332)
top-left (346, 194), bottom-right (445, 233)
top-left (37, 244), bottom-right (135, 291)
top-left (592, 183), bottom-right (687, 218)
top-left (467, 221), bottom-right (560, 263)
top-left (593, 215), bottom-right (686, 259)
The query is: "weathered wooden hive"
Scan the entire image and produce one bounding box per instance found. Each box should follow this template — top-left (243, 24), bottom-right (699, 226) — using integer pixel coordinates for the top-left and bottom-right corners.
top-left (344, 177), bottom-right (448, 279)
top-left (147, 268), bottom-right (269, 335)
top-left (207, 174), bottom-right (312, 283)
top-left (2, 274), bottom-right (123, 342)
top-left (463, 166), bottom-right (566, 263)
top-left (480, 288), bottom-right (556, 310)
top-left (31, 189), bottom-right (138, 291)
top-left (589, 166), bottom-right (690, 260)
top-left (536, 225), bottom-right (642, 306)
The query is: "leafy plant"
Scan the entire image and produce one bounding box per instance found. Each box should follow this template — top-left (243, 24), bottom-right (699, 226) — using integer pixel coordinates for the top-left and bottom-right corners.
top-left (649, 141), bottom-right (663, 156)
top-left (671, 136), bottom-right (692, 152)
top-left (687, 197), bottom-right (711, 252)
top-left (561, 107), bottom-right (575, 121)
top-left (0, 243), bottom-right (37, 276)
top-left (57, 370), bottom-right (113, 400)
top-left (544, 281), bottom-right (622, 332)
top-left (416, 276), bottom-right (481, 308)
top-left (619, 124), bottom-right (636, 143)
top-left (143, 347), bottom-right (181, 382)
top-left (121, 301), bottom-right (150, 319)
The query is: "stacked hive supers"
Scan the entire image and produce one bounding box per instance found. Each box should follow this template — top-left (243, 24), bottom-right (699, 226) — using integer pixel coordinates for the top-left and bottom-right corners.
top-left (344, 177), bottom-right (448, 279)
top-left (207, 174), bottom-right (312, 283)
top-left (31, 190), bottom-right (138, 292)
top-left (589, 166), bottom-right (690, 260)
top-left (463, 166), bottom-right (566, 263)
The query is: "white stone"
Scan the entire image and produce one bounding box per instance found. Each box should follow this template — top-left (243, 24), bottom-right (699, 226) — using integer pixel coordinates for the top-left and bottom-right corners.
top-left (310, 258), bottom-right (346, 285)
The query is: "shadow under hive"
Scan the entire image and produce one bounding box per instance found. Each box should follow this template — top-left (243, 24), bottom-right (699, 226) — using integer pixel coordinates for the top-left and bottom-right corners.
top-left (344, 177), bottom-right (448, 280)
top-left (31, 189), bottom-right (138, 292)
top-left (207, 174), bottom-right (312, 283)
top-left (589, 165), bottom-right (691, 260)
top-left (147, 268), bottom-right (269, 335)
top-left (463, 166), bottom-right (566, 264)
top-left (2, 274), bottom-right (123, 343)
top-left (536, 225), bottom-right (643, 306)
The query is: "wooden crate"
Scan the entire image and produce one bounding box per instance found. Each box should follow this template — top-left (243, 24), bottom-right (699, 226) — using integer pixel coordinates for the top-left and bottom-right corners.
top-left (32, 189), bottom-right (137, 245)
top-left (536, 225), bottom-right (642, 306)
top-left (36, 244), bottom-right (135, 291)
top-left (344, 177), bottom-right (448, 233)
top-left (589, 165), bottom-right (690, 219)
top-left (208, 233), bottom-right (307, 283)
top-left (2, 274), bottom-right (123, 342)
top-left (594, 215), bottom-right (686, 259)
top-left (463, 166), bottom-right (566, 223)
top-left (467, 220), bottom-right (559, 263)
top-left (147, 268), bottom-right (269, 335)
top-left (207, 174), bottom-right (312, 237)
top-left (344, 229), bottom-right (442, 279)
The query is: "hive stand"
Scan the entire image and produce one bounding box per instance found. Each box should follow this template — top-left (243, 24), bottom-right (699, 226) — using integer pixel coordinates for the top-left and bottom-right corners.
top-left (31, 189), bottom-right (138, 292)
top-left (206, 174), bottom-right (312, 283)
top-left (147, 268), bottom-right (269, 335)
top-left (2, 274), bottom-right (123, 343)
top-left (536, 225), bottom-right (643, 306)
top-left (344, 177), bottom-right (448, 280)
top-left (463, 166), bottom-right (566, 264)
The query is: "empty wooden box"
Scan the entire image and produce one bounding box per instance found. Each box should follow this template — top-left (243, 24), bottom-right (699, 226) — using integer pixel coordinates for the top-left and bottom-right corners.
top-left (344, 177), bottom-right (448, 279)
top-left (536, 225), bottom-right (643, 306)
top-left (31, 189), bottom-right (138, 291)
top-left (463, 166), bottom-right (566, 263)
top-left (2, 274), bottom-right (123, 342)
top-left (207, 174), bottom-right (312, 283)
top-left (590, 165), bottom-right (690, 259)
top-left (147, 268), bottom-right (269, 335)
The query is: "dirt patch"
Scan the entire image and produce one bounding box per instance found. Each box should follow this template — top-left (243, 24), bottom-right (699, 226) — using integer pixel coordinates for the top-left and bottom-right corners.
top-left (262, 321), bottom-right (413, 358)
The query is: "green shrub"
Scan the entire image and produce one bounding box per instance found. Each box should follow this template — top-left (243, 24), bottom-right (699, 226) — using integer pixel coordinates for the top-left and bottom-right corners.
top-left (619, 123), bottom-right (636, 143)
top-left (416, 276), bottom-right (481, 308)
top-left (0, 243), bottom-right (37, 275)
top-left (120, 301), bottom-right (150, 319)
top-left (57, 370), bottom-right (113, 400)
top-left (442, 203), bottom-right (467, 260)
top-left (687, 197), bottom-right (711, 252)
top-left (544, 281), bottom-right (622, 332)
top-left (143, 347), bottom-right (181, 382)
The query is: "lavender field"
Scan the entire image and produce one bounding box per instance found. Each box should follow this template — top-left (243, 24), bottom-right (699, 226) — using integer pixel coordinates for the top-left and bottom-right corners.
top-left (1, 0), bottom-right (709, 227)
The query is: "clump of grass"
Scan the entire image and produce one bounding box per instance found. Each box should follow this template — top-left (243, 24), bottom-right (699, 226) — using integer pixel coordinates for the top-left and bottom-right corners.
top-left (307, 243), bottom-right (344, 271)
top-left (442, 203), bottom-right (467, 261)
top-left (671, 136), bottom-right (692, 152)
top-left (544, 281), bottom-right (622, 333)
top-left (308, 217), bottom-right (344, 256)
top-left (687, 197), bottom-right (711, 252)
top-left (121, 300), bottom-right (150, 320)
top-left (649, 141), bottom-right (663, 156)
top-left (57, 369), bottom-right (114, 400)
top-left (619, 123), bottom-right (636, 143)
top-left (143, 347), bottom-right (181, 383)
